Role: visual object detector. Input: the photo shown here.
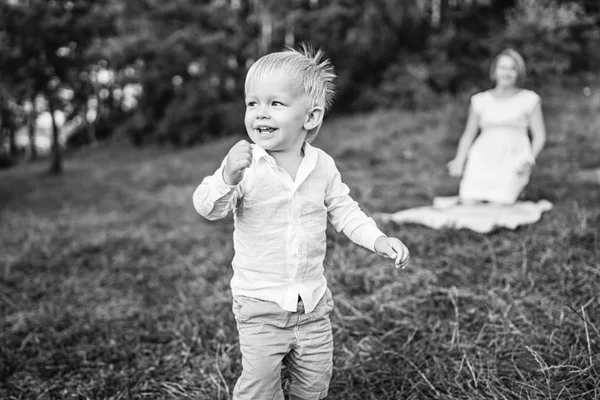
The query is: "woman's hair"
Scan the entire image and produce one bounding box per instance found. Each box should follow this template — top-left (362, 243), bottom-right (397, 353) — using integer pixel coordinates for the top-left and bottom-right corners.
top-left (245, 43), bottom-right (336, 143)
top-left (489, 48), bottom-right (526, 85)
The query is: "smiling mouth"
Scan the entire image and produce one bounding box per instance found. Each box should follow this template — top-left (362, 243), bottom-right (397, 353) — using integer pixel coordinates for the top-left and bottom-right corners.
top-left (256, 127), bottom-right (276, 137)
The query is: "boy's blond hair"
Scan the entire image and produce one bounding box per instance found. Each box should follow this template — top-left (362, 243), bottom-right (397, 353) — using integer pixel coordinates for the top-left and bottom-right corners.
top-left (245, 43), bottom-right (336, 143)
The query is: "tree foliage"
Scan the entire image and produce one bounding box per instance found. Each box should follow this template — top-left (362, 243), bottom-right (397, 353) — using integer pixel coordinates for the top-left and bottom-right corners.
top-left (503, 0), bottom-right (600, 77)
top-left (0, 0), bottom-right (599, 162)
top-left (0, 0), bottom-right (119, 172)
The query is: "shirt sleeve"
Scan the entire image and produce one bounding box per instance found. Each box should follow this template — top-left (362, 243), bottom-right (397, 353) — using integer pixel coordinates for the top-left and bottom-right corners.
top-left (192, 157), bottom-right (241, 220)
top-left (324, 157), bottom-right (386, 252)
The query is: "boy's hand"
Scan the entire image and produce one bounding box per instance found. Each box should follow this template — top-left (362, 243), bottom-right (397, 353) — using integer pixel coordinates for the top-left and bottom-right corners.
top-left (223, 140), bottom-right (253, 185)
top-left (375, 236), bottom-right (410, 269)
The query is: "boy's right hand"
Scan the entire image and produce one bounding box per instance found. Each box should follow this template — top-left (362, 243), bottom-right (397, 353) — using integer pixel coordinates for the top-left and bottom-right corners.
top-left (223, 140), bottom-right (253, 185)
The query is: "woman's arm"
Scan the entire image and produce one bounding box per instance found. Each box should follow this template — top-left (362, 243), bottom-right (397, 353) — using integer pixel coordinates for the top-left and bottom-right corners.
top-left (447, 104), bottom-right (479, 176)
top-left (529, 102), bottom-right (547, 158)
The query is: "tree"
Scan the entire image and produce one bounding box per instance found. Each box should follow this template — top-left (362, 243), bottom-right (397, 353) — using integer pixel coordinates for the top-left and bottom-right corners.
top-left (0, 0), bottom-right (119, 173)
top-left (503, 0), bottom-right (600, 78)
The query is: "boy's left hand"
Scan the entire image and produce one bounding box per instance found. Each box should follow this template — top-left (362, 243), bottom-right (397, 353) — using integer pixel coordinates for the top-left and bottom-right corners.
top-left (375, 236), bottom-right (410, 269)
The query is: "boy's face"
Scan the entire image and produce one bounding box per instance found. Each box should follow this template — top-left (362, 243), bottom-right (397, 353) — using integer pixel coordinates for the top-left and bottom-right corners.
top-left (244, 69), bottom-right (310, 155)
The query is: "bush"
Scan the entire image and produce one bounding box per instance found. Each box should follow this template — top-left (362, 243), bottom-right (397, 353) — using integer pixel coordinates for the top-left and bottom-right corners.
top-left (502, 0), bottom-right (600, 79)
top-left (356, 61), bottom-right (439, 110)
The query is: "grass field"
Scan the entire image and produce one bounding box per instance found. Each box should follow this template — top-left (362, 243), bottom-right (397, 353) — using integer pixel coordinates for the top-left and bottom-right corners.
top-left (1, 82), bottom-right (599, 399)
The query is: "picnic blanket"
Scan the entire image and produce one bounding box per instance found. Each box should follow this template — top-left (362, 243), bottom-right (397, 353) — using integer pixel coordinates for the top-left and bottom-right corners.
top-left (374, 196), bottom-right (553, 233)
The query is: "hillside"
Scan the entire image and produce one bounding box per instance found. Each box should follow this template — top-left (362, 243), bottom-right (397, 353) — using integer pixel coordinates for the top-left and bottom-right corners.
top-left (1, 82), bottom-right (599, 399)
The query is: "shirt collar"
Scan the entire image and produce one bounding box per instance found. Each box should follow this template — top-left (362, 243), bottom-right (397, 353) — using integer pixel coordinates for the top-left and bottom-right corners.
top-left (251, 142), bottom-right (316, 165)
top-left (251, 143), bottom-right (270, 162)
top-left (302, 142), bottom-right (317, 165)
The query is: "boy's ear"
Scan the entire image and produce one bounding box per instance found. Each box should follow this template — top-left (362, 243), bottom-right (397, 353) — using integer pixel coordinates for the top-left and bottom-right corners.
top-left (303, 106), bottom-right (324, 131)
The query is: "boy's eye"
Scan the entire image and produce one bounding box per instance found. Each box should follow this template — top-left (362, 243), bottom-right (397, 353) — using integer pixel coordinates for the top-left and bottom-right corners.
top-left (246, 101), bottom-right (257, 107)
top-left (271, 101), bottom-right (283, 106)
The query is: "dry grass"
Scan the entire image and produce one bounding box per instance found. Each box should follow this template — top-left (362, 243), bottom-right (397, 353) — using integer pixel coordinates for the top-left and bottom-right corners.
top-left (1, 82), bottom-right (599, 399)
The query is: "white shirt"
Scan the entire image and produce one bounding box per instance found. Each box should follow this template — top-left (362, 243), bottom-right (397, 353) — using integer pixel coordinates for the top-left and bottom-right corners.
top-left (193, 143), bottom-right (385, 313)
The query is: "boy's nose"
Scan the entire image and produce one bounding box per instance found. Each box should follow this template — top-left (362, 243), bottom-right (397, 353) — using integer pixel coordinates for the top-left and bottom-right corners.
top-left (256, 105), bottom-right (269, 119)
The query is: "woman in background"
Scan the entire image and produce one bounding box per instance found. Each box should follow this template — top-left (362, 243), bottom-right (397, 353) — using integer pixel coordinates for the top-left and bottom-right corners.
top-left (447, 48), bottom-right (547, 204)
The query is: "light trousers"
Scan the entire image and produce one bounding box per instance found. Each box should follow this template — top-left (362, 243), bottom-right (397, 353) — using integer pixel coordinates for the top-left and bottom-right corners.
top-left (232, 288), bottom-right (334, 400)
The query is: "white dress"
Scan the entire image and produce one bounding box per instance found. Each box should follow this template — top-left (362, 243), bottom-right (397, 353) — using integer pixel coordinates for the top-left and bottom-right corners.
top-left (459, 89), bottom-right (541, 204)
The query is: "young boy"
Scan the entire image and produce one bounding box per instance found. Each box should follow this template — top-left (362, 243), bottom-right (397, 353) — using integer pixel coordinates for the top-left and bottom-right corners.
top-left (193, 45), bottom-right (409, 400)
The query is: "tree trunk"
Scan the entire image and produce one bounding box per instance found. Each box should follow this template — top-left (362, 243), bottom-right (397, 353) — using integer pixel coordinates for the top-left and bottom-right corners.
top-left (431, 0), bottom-right (450, 28)
top-left (84, 99), bottom-right (97, 145)
top-left (285, 13), bottom-right (294, 47)
top-left (48, 98), bottom-right (62, 175)
top-left (28, 94), bottom-right (38, 161)
top-left (1, 100), bottom-right (18, 156)
top-left (431, 0), bottom-right (441, 27)
top-left (8, 126), bottom-right (17, 157)
top-left (87, 119), bottom-right (97, 145)
top-left (252, 0), bottom-right (272, 55)
top-left (441, 0), bottom-right (449, 27)
top-left (0, 104), bottom-right (5, 160)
